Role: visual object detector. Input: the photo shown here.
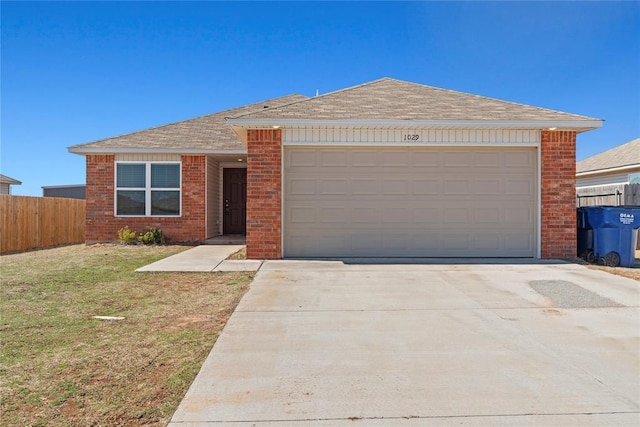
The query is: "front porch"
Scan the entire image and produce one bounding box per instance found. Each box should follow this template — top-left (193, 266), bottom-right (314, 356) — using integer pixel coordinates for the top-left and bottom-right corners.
top-left (205, 154), bottom-right (247, 240)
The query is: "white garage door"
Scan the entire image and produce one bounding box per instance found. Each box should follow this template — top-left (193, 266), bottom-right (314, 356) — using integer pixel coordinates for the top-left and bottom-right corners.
top-left (283, 147), bottom-right (536, 258)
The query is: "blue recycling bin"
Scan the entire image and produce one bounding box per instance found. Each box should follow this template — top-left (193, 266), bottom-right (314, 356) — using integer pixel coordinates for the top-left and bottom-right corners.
top-left (576, 207), bottom-right (595, 262)
top-left (584, 206), bottom-right (640, 267)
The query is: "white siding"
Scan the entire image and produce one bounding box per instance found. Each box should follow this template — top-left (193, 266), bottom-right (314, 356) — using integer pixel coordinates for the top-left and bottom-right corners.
top-left (283, 128), bottom-right (540, 146)
top-left (0, 184), bottom-right (10, 195)
top-left (115, 154), bottom-right (181, 162)
top-left (207, 157), bottom-right (221, 238)
top-left (576, 172), bottom-right (633, 188)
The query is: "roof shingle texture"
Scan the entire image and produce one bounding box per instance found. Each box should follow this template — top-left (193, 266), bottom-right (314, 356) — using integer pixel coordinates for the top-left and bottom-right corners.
top-left (69, 94), bottom-right (307, 152)
top-left (235, 77), bottom-right (600, 122)
top-left (576, 138), bottom-right (640, 173)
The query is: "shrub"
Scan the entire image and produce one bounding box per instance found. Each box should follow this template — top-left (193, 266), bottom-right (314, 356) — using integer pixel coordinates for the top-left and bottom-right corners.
top-left (117, 226), bottom-right (137, 245)
top-left (138, 228), bottom-right (164, 245)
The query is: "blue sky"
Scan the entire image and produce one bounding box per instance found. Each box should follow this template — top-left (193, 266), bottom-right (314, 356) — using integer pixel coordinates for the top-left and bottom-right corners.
top-left (2, 1), bottom-right (638, 196)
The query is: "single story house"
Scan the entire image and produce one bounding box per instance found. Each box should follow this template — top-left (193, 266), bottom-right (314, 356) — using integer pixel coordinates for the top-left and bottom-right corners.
top-left (0, 174), bottom-right (22, 195)
top-left (69, 78), bottom-right (603, 259)
top-left (576, 137), bottom-right (640, 206)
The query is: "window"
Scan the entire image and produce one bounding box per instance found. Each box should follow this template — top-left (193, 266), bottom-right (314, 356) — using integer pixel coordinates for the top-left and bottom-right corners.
top-left (116, 162), bottom-right (181, 216)
top-left (629, 173), bottom-right (640, 184)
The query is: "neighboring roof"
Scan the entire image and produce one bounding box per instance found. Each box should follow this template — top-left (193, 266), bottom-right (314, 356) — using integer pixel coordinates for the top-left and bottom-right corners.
top-left (576, 137), bottom-right (640, 175)
top-left (0, 174), bottom-right (22, 185)
top-left (68, 94), bottom-right (307, 154)
top-left (229, 77), bottom-right (603, 130)
top-left (42, 184), bottom-right (86, 189)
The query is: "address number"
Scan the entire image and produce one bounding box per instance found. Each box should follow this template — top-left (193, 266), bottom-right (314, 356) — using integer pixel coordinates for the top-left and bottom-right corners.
top-left (403, 134), bottom-right (420, 141)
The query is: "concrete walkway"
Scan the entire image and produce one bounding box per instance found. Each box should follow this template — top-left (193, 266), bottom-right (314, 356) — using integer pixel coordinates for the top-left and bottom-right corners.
top-left (136, 245), bottom-right (262, 272)
top-left (169, 260), bottom-right (640, 426)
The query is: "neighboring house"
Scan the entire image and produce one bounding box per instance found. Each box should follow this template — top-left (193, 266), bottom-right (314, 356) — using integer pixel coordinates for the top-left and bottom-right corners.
top-left (0, 174), bottom-right (22, 195)
top-left (576, 137), bottom-right (640, 206)
top-left (42, 185), bottom-right (86, 199)
top-left (69, 77), bottom-right (603, 259)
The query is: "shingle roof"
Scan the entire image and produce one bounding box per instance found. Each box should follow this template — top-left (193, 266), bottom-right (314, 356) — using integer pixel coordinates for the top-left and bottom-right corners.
top-left (576, 137), bottom-right (640, 174)
top-left (71, 78), bottom-right (603, 154)
top-left (68, 94), bottom-right (307, 153)
top-left (0, 174), bottom-right (22, 185)
top-left (233, 77), bottom-right (601, 123)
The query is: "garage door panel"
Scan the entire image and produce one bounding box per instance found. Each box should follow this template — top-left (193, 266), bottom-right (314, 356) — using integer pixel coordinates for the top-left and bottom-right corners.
top-left (320, 150), bottom-right (348, 166)
top-left (473, 179), bottom-right (501, 195)
top-left (352, 179), bottom-right (379, 194)
top-left (284, 147), bottom-right (536, 258)
top-left (289, 207), bottom-right (316, 223)
top-left (476, 208), bottom-right (500, 223)
top-left (412, 151), bottom-right (441, 167)
top-left (319, 179), bottom-right (348, 195)
top-left (506, 179), bottom-right (533, 195)
top-left (290, 179), bottom-right (316, 195)
top-left (319, 207), bottom-right (349, 223)
top-left (443, 180), bottom-right (470, 194)
top-left (288, 151), bottom-right (316, 167)
top-left (382, 180), bottom-right (410, 195)
top-left (475, 235), bottom-right (501, 250)
top-left (443, 152), bottom-right (472, 167)
top-left (381, 151), bottom-right (411, 166)
top-left (350, 151), bottom-right (378, 166)
top-left (505, 151), bottom-right (534, 168)
top-left (475, 152), bottom-right (501, 167)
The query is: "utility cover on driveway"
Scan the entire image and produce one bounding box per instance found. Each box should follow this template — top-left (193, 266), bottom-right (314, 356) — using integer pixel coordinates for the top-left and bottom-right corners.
top-left (169, 260), bottom-right (640, 426)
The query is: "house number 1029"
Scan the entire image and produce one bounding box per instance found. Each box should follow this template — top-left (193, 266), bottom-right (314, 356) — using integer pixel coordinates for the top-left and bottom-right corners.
top-left (403, 134), bottom-right (420, 141)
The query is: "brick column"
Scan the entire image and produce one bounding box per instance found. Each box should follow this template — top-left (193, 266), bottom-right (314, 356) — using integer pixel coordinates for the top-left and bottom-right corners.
top-left (246, 129), bottom-right (282, 259)
top-left (86, 154), bottom-right (115, 243)
top-left (540, 130), bottom-right (577, 258)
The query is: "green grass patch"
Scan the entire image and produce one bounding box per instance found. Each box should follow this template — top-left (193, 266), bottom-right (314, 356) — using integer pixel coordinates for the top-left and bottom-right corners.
top-left (0, 244), bottom-right (253, 426)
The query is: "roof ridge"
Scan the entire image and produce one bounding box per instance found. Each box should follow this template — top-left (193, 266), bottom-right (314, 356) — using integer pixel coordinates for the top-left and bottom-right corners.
top-left (231, 77), bottom-right (393, 119)
top-left (230, 77), bottom-right (601, 122)
top-left (69, 94), bottom-right (305, 149)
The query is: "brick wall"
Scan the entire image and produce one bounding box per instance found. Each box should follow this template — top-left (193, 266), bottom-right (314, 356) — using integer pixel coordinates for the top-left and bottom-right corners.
top-left (85, 154), bottom-right (206, 243)
top-left (246, 129), bottom-right (282, 259)
top-left (541, 130), bottom-right (577, 258)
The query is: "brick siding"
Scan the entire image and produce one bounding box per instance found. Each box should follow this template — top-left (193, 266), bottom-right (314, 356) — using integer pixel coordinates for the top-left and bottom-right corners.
top-left (246, 129), bottom-right (282, 259)
top-left (540, 130), bottom-right (577, 258)
top-left (85, 154), bottom-right (206, 243)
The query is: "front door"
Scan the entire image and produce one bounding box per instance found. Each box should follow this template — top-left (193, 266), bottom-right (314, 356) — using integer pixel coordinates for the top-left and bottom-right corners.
top-left (223, 168), bottom-right (247, 235)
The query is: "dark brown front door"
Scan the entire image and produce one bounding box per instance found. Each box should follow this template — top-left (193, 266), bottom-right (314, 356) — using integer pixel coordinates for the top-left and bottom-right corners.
top-left (223, 168), bottom-right (247, 235)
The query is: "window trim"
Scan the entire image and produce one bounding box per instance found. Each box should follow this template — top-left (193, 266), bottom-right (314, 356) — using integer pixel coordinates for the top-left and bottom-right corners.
top-left (114, 161), bottom-right (182, 217)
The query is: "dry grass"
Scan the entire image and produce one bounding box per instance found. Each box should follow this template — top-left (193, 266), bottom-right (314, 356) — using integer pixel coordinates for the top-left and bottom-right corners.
top-left (582, 249), bottom-right (640, 282)
top-left (226, 247), bottom-right (246, 260)
top-left (0, 244), bottom-right (253, 426)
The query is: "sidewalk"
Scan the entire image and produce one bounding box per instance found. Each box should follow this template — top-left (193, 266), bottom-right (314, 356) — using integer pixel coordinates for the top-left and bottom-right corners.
top-left (136, 245), bottom-right (262, 272)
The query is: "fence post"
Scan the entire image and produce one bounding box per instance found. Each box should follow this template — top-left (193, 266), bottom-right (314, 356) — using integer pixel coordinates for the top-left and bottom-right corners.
top-left (624, 183), bottom-right (640, 206)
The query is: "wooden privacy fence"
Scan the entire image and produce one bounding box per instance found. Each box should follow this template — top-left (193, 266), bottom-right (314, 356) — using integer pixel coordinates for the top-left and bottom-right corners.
top-left (0, 195), bottom-right (85, 254)
top-left (576, 183), bottom-right (640, 207)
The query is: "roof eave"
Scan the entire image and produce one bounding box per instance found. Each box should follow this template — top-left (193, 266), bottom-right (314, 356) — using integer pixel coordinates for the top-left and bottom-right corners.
top-left (576, 164), bottom-right (640, 177)
top-left (67, 147), bottom-right (248, 155)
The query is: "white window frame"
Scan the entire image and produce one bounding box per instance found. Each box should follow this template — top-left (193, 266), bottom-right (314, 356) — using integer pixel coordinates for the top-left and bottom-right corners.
top-left (114, 161), bottom-right (182, 217)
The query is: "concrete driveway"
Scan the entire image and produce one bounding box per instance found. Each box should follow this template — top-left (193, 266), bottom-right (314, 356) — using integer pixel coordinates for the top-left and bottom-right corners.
top-left (169, 260), bottom-right (640, 426)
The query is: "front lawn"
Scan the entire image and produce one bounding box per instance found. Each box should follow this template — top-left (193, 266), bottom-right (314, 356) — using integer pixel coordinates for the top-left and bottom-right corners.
top-left (0, 244), bottom-right (253, 426)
